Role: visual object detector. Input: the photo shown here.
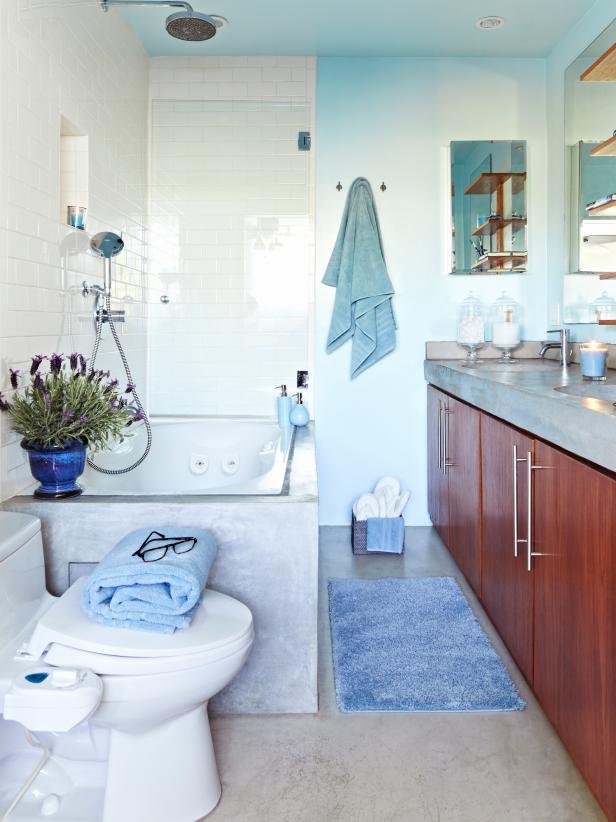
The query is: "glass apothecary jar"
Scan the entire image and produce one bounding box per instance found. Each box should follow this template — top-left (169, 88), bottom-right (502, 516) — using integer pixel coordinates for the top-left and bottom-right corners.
top-left (590, 291), bottom-right (616, 323)
top-left (491, 292), bottom-right (522, 364)
top-left (456, 292), bottom-right (485, 367)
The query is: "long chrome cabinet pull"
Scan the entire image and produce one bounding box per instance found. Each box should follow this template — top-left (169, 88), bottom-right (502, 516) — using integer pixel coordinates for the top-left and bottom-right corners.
top-left (512, 445), bottom-right (528, 558)
top-left (527, 451), bottom-right (545, 572)
top-left (443, 405), bottom-right (454, 475)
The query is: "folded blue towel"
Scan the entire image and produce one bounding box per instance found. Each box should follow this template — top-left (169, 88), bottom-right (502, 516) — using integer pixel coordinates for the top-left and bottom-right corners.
top-left (82, 527), bottom-right (218, 633)
top-left (366, 516), bottom-right (405, 554)
top-left (322, 177), bottom-right (396, 378)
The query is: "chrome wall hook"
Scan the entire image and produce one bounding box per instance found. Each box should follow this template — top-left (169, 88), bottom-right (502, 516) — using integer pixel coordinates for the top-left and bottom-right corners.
top-left (336, 181), bottom-right (342, 191)
top-left (380, 182), bottom-right (387, 191)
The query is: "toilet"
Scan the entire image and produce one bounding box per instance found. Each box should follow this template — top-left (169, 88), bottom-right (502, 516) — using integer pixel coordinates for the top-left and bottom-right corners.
top-left (0, 512), bottom-right (254, 822)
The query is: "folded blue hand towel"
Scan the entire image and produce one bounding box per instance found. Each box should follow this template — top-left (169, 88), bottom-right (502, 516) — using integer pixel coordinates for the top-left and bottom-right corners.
top-left (366, 516), bottom-right (405, 554)
top-left (322, 177), bottom-right (396, 378)
top-left (82, 527), bottom-right (218, 633)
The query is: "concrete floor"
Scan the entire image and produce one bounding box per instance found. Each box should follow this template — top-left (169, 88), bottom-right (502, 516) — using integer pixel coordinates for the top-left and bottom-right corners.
top-left (209, 526), bottom-right (605, 822)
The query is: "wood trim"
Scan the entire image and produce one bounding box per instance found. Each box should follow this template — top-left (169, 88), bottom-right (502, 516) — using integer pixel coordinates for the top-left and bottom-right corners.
top-left (590, 134), bottom-right (616, 156)
top-left (580, 41), bottom-right (616, 82)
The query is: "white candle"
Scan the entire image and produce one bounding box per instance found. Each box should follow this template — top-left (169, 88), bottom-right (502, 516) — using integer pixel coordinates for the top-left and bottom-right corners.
top-left (492, 320), bottom-right (520, 347)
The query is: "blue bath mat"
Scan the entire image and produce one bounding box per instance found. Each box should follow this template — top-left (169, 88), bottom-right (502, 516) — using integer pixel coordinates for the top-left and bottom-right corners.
top-left (328, 577), bottom-right (525, 713)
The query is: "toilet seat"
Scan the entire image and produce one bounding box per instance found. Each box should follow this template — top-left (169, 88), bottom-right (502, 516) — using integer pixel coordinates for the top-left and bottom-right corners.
top-left (19, 577), bottom-right (254, 677)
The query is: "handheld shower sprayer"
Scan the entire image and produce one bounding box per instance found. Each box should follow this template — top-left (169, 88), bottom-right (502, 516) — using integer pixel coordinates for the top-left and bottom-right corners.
top-left (90, 231), bottom-right (124, 298)
top-left (99, 1), bottom-right (228, 42)
top-left (87, 232), bottom-right (152, 475)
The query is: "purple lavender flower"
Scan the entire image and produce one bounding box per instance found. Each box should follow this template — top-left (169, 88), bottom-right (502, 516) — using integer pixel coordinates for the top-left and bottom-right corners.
top-left (49, 353), bottom-right (64, 375)
top-left (61, 410), bottom-right (75, 420)
top-left (30, 355), bottom-right (44, 376)
top-left (87, 369), bottom-right (96, 382)
top-left (9, 369), bottom-right (20, 389)
top-left (125, 382), bottom-right (135, 394)
top-left (33, 373), bottom-right (44, 392)
top-left (69, 353), bottom-right (79, 371)
top-left (109, 399), bottom-right (120, 410)
top-left (125, 407), bottom-right (146, 427)
top-left (79, 355), bottom-right (88, 376)
top-left (108, 378), bottom-right (119, 390)
top-left (0, 393), bottom-right (9, 412)
top-left (78, 415), bottom-right (88, 424)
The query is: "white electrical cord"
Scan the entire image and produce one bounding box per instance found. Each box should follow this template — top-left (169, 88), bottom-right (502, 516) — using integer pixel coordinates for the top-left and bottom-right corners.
top-left (0, 729), bottom-right (49, 821)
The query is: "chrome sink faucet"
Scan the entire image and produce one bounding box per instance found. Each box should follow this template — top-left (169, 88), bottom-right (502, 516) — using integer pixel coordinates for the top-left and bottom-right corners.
top-left (539, 328), bottom-right (572, 368)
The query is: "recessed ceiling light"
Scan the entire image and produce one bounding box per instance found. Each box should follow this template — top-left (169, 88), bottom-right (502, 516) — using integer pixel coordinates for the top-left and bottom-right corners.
top-left (476, 16), bottom-right (505, 30)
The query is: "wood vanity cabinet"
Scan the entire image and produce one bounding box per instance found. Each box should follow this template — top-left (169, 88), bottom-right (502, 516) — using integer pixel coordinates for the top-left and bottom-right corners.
top-left (427, 386), bottom-right (449, 545)
top-left (532, 441), bottom-right (616, 821)
top-left (427, 384), bottom-right (616, 819)
top-left (427, 386), bottom-right (482, 595)
top-left (481, 414), bottom-right (534, 684)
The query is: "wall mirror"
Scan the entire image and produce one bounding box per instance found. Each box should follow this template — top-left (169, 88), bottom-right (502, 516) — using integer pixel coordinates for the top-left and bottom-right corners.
top-left (564, 20), bottom-right (616, 324)
top-left (449, 140), bottom-right (527, 275)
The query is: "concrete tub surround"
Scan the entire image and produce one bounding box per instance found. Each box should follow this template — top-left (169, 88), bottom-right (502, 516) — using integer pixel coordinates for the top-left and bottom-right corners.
top-left (425, 359), bottom-right (616, 475)
top-left (2, 426), bottom-right (318, 715)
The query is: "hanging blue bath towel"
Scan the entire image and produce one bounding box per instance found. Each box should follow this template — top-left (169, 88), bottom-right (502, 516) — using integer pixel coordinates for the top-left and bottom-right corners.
top-left (322, 177), bottom-right (396, 377)
top-left (82, 527), bottom-right (218, 633)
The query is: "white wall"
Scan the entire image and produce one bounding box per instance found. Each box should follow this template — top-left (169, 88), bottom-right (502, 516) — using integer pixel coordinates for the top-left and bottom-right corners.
top-left (315, 57), bottom-right (548, 525)
top-left (0, 1), bottom-right (149, 499)
top-left (147, 57), bottom-right (316, 415)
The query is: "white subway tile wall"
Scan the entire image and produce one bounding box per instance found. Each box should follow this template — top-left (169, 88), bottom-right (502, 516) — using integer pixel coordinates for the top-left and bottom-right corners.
top-left (0, 1), bottom-right (149, 500)
top-left (148, 57), bottom-right (316, 417)
top-left (0, 37), bottom-right (315, 499)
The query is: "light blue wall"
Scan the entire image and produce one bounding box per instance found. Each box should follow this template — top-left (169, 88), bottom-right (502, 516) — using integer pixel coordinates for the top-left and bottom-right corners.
top-left (546, 0), bottom-right (616, 340)
top-left (315, 57), bottom-right (548, 525)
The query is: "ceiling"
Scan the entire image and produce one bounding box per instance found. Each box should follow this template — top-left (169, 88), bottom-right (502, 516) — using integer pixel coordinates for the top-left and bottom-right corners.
top-left (116, 0), bottom-right (599, 58)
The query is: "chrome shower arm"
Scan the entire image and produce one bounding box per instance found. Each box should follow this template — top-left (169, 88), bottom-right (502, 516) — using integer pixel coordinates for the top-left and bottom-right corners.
top-left (100, 0), bottom-right (194, 13)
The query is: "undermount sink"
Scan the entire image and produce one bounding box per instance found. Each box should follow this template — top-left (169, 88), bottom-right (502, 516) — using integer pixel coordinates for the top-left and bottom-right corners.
top-left (555, 383), bottom-right (616, 402)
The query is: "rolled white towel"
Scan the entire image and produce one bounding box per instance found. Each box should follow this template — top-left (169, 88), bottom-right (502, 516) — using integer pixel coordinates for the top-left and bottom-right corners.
top-left (374, 476), bottom-right (401, 498)
top-left (354, 493), bottom-right (379, 521)
top-left (392, 490), bottom-right (411, 518)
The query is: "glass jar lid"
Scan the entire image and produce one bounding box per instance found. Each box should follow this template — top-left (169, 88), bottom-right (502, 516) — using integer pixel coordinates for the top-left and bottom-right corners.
top-left (492, 291), bottom-right (520, 322)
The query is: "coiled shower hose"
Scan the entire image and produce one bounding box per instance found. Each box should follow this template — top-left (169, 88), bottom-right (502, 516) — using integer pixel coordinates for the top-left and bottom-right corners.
top-left (88, 293), bottom-right (152, 474)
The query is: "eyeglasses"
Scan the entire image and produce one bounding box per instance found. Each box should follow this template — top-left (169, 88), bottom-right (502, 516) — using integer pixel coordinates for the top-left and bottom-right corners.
top-left (132, 530), bottom-right (197, 563)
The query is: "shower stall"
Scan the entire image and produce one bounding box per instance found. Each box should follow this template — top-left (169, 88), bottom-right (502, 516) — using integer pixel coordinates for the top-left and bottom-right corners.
top-left (79, 98), bottom-right (314, 490)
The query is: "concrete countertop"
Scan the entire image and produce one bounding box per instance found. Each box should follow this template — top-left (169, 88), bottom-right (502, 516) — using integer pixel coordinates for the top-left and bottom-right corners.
top-left (424, 359), bottom-right (616, 474)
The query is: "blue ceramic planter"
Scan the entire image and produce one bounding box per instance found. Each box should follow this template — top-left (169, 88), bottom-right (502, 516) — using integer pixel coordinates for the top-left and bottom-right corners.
top-left (22, 439), bottom-right (87, 499)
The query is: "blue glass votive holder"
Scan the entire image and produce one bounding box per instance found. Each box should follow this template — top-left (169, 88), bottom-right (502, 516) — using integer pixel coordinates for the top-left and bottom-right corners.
top-left (580, 343), bottom-right (608, 381)
top-left (67, 206), bottom-right (87, 230)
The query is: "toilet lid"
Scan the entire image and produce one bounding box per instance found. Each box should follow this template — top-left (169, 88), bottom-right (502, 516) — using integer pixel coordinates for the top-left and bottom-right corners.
top-left (24, 577), bottom-right (253, 662)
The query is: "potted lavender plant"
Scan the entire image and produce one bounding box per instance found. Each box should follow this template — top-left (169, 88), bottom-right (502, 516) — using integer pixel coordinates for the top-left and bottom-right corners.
top-left (0, 353), bottom-right (140, 498)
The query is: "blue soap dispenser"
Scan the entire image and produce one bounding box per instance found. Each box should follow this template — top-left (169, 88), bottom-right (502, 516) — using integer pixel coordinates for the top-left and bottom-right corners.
top-left (290, 392), bottom-right (310, 427)
top-left (275, 385), bottom-right (292, 428)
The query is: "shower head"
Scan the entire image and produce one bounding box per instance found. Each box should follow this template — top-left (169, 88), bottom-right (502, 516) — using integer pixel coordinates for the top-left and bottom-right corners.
top-left (100, 1), bottom-right (228, 42)
top-left (90, 232), bottom-right (124, 259)
top-left (165, 10), bottom-right (227, 41)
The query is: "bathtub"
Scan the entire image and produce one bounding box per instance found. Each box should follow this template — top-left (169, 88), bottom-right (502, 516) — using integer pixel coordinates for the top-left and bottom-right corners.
top-left (82, 416), bottom-right (294, 495)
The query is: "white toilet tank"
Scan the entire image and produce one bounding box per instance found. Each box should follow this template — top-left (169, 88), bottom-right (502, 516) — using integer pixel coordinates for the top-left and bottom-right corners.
top-left (0, 513), bottom-right (46, 643)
